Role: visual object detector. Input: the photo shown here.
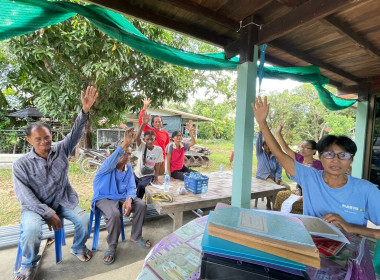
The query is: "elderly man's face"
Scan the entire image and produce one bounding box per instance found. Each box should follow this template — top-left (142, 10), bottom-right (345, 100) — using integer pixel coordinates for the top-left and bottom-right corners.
top-left (26, 127), bottom-right (52, 157)
top-left (117, 147), bottom-right (132, 167)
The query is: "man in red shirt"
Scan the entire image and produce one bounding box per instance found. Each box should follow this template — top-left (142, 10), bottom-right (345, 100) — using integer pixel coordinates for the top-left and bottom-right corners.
top-left (139, 98), bottom-right (170, 174)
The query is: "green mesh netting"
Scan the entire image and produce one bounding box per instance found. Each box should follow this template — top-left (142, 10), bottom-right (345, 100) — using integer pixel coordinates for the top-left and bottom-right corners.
top-left (0, 0), bottom-right (357, 110)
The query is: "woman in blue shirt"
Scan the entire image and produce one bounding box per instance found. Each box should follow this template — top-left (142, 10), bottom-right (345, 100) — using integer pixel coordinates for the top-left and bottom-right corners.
top-left (252, 96), bottom-right (380, 239)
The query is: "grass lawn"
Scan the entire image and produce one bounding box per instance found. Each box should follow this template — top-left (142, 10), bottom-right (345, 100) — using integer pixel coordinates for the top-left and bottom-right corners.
top-left (0, 139), bottom-right (292, 226)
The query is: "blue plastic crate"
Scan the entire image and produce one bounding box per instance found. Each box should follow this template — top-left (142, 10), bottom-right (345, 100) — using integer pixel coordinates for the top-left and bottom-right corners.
top-left (184, 173), bottom-right (209, 194)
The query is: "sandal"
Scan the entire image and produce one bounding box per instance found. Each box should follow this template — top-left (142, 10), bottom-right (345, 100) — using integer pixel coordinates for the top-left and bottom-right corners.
top-left (103, 250), bottom-right (115, 265)
top-left (130, 238), bottom-right (151, 249)
top-left (71, 247), bottom-right (93, 262)
top-left (14, 267), bottom-right (34, 280)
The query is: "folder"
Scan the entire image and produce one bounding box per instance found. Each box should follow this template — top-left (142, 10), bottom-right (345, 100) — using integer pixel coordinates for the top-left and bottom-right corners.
top-left (207, 206), bottom-right (321, 268)
top-left (202, 212), bottom-right (306, 272)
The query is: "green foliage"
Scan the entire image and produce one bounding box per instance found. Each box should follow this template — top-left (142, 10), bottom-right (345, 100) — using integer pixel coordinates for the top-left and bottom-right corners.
top-left (265, 84), bottom-right (356, 144)
top-left (192, 99), bottom-right (236, 140)
top-left (6, 15), bottom-right (197, 132)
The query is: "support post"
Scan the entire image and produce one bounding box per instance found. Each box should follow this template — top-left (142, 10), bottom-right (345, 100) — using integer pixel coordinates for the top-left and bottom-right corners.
top-left (231, 17), bottom-right (259, 208)
top-left (352, 101), bottom-right (369, 178)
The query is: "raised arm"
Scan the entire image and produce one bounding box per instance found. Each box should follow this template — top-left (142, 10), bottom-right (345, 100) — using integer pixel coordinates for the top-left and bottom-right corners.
top-left (138, 98), bottom-right (153, 130)
top-left (252, 96), bottom-right (295, 177)
top-left (276, 121), bottom-right (296, 160)
top-left (60, 86), bottom-right (99, 156)
top-left (186, 120), bottom-right (196, 147)
top-left (95, 128), bottom-right (134, 176)
top-left (136, 111), bottom-right (150, 147)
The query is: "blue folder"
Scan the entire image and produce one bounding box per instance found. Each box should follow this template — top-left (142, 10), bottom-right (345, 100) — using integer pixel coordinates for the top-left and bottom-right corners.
top-left (202, 212), bottom-right (306, 272)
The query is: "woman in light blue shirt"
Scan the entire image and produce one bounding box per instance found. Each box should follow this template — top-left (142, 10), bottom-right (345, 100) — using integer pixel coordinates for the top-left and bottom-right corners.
top-left (252, 96), bottom-right (380, 239)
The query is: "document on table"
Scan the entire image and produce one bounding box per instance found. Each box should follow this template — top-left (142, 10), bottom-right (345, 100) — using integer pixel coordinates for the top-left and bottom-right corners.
top-left (281, 194), bottom-right (302, 213)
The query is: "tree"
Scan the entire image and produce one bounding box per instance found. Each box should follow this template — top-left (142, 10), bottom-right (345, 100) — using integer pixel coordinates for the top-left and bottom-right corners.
top-left (265, 84), bottom-right (356, 144)
top-left (5, 15), bottom-right (199, 147)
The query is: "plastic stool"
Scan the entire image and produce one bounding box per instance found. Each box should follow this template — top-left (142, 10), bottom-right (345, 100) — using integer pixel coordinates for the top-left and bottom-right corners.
top-left (88, 206), bottom-right (125, 251)
top-left (14, 219), bottom-right (66, 272)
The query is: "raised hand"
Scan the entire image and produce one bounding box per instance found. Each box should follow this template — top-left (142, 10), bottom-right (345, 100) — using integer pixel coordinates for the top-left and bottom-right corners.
top-left (186, 120), bottom-right (193, 132)
top-left (143, 97), bottom-right (152, 110)
top-left (276, 120), bottom-right (285, 134)
top-left (142, 111), bottom-right (151, 125)
top-left (251, 96), bottom-right (269, 127)
top-left (81, 86), bottom-right (99, 114)
top-left (122, 127), bottom-right (135, 148)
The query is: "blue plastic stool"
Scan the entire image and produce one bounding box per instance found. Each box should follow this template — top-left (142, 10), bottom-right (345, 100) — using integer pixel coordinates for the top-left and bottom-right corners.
top-left (14, 219), bottom-right (66, 272)
top-left (88, 206), bottom-right (125, 251)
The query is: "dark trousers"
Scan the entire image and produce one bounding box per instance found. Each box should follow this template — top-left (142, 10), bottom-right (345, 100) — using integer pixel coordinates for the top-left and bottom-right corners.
top-left (95, 198), bottom-right (146, 251)
top-left (171, 165), bottom-right (196, 181)
top-left (135, 174), bottom-right (154, 199)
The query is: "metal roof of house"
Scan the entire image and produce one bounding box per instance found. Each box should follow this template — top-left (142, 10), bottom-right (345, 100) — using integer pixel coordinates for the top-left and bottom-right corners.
top-left (6, 107), bottom-right (46, 119)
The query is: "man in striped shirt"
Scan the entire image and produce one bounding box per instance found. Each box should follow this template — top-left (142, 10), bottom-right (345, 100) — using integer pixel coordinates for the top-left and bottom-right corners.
top-left (12, 86), bottom-right (98, 280)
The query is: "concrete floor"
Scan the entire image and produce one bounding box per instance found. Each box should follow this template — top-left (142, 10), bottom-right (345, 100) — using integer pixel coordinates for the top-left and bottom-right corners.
top-left (2, 199), bottom-right (269, 280)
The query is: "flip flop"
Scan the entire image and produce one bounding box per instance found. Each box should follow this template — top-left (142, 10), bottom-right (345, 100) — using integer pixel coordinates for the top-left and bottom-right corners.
top-left (71, 247), bottom-right (92, 262)
top-left (130, 238), bottom-right (151, 249)
top-left (14, 267), bottom-right (34, 280)
top-left (103, 250), bottom-right (115, 265)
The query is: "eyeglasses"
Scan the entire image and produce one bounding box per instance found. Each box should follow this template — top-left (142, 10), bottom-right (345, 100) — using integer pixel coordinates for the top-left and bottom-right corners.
top-left (299, 146), bottom-right (313, 150)
top-left (321, 151), bottom-right (353, 160)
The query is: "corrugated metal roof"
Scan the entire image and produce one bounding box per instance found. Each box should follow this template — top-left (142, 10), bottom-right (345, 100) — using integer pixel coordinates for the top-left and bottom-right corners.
top-left (7, 107), bottom-right (46, 118)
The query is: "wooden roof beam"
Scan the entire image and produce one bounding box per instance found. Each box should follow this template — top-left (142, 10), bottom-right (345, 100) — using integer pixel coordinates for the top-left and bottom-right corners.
top-left (264, 55), bottom-right (343, 88)
top-left (257, 0), bottom-right (365, 45)
top-left (87, 0), bottom-right (231, 46)
top-left (269, 41), bottom-right (361, 83)
top-left (323, 17), bottom-right (380, 60)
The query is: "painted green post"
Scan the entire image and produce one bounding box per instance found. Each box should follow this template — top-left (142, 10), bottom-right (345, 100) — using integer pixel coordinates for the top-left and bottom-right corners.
top-left (231, 46), bottom-right (258, 208)
top-left (352, 101), bottom-right (369, 178)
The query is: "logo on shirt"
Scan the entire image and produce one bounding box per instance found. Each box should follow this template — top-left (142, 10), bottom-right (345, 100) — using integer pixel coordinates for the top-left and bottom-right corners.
top-left (341, 204), bottom-right (363, 212)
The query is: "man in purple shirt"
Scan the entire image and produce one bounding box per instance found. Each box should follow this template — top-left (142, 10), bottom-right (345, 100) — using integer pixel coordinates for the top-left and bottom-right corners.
top-left (12, 86), bottom-right (98, 280)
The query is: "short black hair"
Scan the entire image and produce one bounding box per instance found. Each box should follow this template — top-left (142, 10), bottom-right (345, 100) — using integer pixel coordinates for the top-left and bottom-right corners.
top-left (304, 140), bottom-right (317, 150)
top-left (25, 122), bottom-right (51, 137)
top-left (144, 130), bottom-right (155, 137)
top-left (150, 115), bottom-right (162, 126)
top-left (171, 131), bottom-right (182, 139)
top-left (317, 135), bottom-right (357, 156)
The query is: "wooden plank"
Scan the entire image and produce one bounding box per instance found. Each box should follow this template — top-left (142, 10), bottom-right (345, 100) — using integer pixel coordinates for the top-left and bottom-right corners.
top-left (257, 0), bottom-right (366, 45)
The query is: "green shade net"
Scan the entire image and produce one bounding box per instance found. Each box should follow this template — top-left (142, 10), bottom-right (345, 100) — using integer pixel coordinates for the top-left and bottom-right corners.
top-left (0, 0), bottom-right (357, 110)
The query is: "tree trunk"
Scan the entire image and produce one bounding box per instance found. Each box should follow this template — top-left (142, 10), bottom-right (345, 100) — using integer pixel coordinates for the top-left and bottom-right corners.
top-left (79, 121), bottom-right (93, 149)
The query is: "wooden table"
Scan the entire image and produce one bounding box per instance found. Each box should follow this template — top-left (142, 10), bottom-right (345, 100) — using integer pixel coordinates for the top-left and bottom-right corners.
top-left (145, 171), bottom-right (286, 231)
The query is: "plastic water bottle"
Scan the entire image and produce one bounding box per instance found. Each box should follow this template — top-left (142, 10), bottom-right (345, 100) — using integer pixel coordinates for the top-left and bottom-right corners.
top-left (374, 239), bottom-right (380, 275)
top-left (164, 172), bottom-right (170, 193)
top-left (219, 164), bottom-right (223, 177)
top-left (201, 183), bottom-right (208, 198)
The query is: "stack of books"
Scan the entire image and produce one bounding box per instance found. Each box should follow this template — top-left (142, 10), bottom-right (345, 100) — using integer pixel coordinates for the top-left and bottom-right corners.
top-left (201, 205), bottom-right (349, 279)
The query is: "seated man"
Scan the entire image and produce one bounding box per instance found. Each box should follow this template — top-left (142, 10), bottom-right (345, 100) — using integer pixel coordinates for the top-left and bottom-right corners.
top-left (92, 128), bottom-right (151, 265)
top-left (12, 86), bottom-right (98, 280)
top-left (255, 131), bottom-right (290, 210)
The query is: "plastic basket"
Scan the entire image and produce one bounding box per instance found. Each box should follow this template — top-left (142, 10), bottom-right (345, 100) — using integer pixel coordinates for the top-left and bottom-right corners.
top-left (184, 173), bottom-right (209, 194)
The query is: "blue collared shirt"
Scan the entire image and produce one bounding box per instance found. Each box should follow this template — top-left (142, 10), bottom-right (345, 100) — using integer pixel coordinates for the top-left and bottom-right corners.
top-left (255, 131), bottom-right (282, 182)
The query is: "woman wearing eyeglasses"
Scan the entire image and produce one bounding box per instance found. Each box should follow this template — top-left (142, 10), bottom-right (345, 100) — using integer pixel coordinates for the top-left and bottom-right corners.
top-left (276, 120), bottom-right (323, 171)
top-left (252, 96), bottom-right (380, 238)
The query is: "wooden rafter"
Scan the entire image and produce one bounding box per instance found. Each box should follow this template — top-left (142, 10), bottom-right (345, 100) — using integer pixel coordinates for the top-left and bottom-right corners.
top-left (88, 0), bottom-right (232, 46)
top-left (323, 17), bottom-right (380, 60)
top-left (257, 0), bottom-right (365, 45)
top-left (269, 41), bottom-right (361, 83)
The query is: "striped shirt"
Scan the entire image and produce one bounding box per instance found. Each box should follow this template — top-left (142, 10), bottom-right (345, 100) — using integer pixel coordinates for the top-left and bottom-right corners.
top-left (255, 131), bottom-right (282, 182)
top-left (12, 111), bottom-right (89, 219)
